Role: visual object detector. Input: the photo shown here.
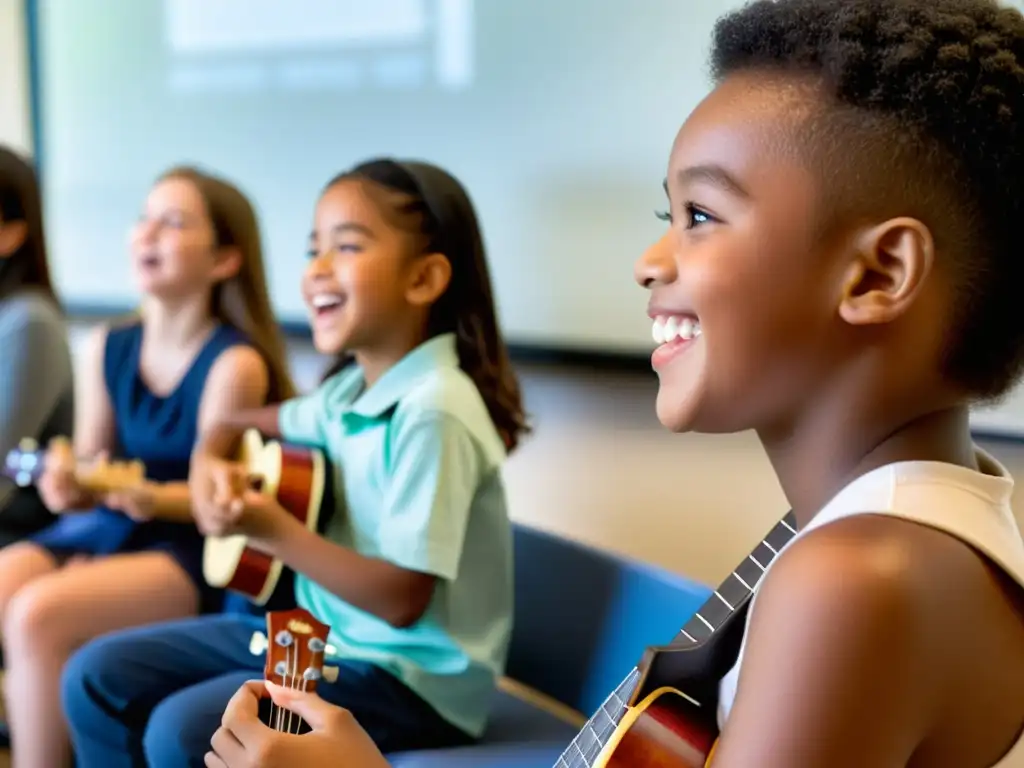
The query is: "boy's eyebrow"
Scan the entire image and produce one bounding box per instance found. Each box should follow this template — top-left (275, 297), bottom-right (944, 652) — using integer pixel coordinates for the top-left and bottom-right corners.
top-left (676, 163), bottom-right (751, 199)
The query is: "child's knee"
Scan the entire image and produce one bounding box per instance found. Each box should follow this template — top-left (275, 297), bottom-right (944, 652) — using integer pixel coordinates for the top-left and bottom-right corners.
top-left (4, 580), bottom-right (63, 649)
top-left (60, 644), bottom-right (103, 728)
top-left (143, 695), bottom-right (213, 768)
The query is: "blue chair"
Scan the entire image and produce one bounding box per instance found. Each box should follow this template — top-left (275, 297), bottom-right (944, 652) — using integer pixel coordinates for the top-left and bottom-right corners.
top-left (389, 524), bottom-right (711, 767)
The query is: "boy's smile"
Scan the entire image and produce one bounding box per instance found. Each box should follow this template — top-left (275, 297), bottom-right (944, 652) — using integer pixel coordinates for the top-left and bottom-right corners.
top-left (649, 310), bottom-right (702, 369)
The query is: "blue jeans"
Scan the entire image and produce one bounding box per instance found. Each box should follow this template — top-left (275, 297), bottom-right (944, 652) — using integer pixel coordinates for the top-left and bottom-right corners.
top-left (61, 615), bottom-right (473, 767)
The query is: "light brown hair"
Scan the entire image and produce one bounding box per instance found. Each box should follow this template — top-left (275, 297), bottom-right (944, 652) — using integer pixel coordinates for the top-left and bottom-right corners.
top-left (159, 166), bottom-right (295, 402)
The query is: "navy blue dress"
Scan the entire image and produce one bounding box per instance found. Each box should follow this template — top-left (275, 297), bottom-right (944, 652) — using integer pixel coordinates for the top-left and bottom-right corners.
top-left (31, 321), bottom-right (249, 611)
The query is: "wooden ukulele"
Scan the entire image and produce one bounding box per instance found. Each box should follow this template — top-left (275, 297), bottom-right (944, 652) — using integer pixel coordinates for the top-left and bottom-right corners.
top-left (2, 437), bottom-right (146, 502)
top-left (552, 512), bottom-right (798, 768)
top-left (248, 607), bottom-right (338, 734)
top-left (5, 430), bottom-right (328, 606)
top-left (202, 429), bottom-right (329, 605)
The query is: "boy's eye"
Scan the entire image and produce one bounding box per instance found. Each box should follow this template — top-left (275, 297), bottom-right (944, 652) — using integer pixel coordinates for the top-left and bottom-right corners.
top-left (653, 204), bottom-right (718, 229)
top-left (686, 204), bottom-right (714, 228)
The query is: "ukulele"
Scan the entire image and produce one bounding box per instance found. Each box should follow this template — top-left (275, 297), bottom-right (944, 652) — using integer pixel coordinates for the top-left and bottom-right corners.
top-left (2, 437), bottom-right (146, 502)
top-left (552, 512), bottom-right (798, 768)
top-left (5, 430), bottom-right (328, 606)
top-left (248, 607), bottom-right (339, 734)
top-left (202, 429), bottom-right (330, 606)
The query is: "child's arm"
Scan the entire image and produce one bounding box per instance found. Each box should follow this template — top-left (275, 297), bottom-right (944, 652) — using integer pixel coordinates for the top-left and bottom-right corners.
top-left (248, 411), bottom-right (482, 628)
top-left (0, 299), bottom-right (71, 507)
top-left (37, 324), bottom-right (117, 512)
top-left (139, 346), bottom-right (271, 523)
top-left (189, 378), bottom-right (328, 535)
top-left (709, 519), bottom-right (937, 767)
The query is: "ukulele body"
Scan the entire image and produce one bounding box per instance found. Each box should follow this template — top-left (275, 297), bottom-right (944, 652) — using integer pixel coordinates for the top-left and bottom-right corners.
top-left (593, 687), bottom-right (718, 767)
top-left (552, 513), bottom-right (798, 768)
top-left (202, 430), bottom-right (328, 604)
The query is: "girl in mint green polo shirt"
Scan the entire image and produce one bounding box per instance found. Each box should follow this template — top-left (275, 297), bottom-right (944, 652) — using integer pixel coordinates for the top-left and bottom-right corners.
top-left (60, 158), bottom-right (530, 766)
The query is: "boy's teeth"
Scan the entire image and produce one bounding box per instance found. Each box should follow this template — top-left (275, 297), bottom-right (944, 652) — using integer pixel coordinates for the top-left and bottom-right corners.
top-left (651, 315), bottom-right (702, 345)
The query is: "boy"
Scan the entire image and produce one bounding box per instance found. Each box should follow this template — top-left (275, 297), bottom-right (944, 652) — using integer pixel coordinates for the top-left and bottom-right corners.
top-left (210, 1), bottom-right (1024, 766)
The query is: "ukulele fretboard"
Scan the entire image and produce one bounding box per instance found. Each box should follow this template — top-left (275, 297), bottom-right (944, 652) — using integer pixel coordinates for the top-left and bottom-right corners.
top-left (553, 511), bottom-right (798, 768)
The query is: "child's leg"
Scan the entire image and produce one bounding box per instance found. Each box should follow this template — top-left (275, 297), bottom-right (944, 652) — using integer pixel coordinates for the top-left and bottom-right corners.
top-left (0, 542), bottom-right (59, 623)
top-left (62, 613), bottom-right (265, 768)
top-left (316, 661), bottom-right (475, 754)
top-left (144, 671), bottom-right (256, 767)
top-left (3, 551), bottom-right (200, 768)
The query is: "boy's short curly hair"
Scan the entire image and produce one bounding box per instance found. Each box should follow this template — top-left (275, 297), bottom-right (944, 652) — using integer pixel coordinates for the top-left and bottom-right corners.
top-left (710, 0), bottom-right (1024, 400)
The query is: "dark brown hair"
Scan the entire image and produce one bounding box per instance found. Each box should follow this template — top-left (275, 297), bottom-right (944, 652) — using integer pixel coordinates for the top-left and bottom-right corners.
top-left (322, 158), bottom-right (530, 452)
top-left (158, 166), bottom-right (295, 402)
top-left (0, 147), bottom-right (58, 305)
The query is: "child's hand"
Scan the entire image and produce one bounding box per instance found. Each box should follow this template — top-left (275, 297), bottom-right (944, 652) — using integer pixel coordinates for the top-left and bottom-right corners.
top-left (228, 489), bottom-right (293, 542)
top-left (189, 452), bottom-right (248, 536)
top-left (206, 681), bottom-right (389, 768)
top-left (104, 482), bottom-right (156, 522)
top-left (38, 441), bottom-right (94, 513)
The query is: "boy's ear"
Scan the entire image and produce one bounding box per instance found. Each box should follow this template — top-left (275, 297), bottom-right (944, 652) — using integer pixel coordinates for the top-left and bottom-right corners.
top-left (0, 220), bottom-right (28, 258)
top-left (212, 246), bottom-right (243, 282)
top-left (405, 253), bottom-right (452, 307)
top-left (837, 217), bottom-right (935, 327)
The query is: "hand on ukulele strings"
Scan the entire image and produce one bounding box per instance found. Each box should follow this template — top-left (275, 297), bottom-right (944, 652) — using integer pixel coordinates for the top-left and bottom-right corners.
top-left (190, 454), bottom-right (250, 536)
top-left (220, 484), bottom-right (293, 542)
top-left (192, 458), bottom-right (291, 542)
top-left (103, 482), bottom-right (156, 522)
top-left (38, 442), bottom-right (100, 513)
top-left (206, 680), bottom-right (389, 768)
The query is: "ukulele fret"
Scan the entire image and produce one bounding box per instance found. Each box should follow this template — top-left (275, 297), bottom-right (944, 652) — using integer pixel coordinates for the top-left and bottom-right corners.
top-left (552, 512), bottom-right (799, 767)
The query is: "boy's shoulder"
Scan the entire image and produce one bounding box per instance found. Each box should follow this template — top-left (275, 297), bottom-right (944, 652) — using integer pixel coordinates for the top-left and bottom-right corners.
top-left (737, 514), bottom-right (1024, 763)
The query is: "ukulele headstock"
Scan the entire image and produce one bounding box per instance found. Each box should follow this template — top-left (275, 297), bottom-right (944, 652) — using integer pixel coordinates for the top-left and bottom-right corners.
top-left (3, 438), bottom-right (46, 487)
top-left (262, 608), bottom-right (334, 694)
top-left (2, 437), bottom-right (145, 494)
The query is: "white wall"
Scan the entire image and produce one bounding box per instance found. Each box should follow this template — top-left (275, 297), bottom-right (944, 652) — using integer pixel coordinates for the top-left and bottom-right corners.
top-left (0, 0), bottom-right (31, 154)
top-left (5, 0), bottom-right (1024, 441)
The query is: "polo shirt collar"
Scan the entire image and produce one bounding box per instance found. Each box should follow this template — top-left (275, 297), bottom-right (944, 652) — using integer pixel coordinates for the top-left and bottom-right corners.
top-left (348, 333), bottom-right (459, 418)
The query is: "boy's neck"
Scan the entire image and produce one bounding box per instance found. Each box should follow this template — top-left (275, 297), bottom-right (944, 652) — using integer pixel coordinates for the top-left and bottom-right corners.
top-left (140, 294), bottom-right (217, 349)
top-left (760, 401), bottom-right (977, 529)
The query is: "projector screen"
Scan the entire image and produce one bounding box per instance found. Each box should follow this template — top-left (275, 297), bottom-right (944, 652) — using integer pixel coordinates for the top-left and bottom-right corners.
top-left (33, 0), bottom-right (746, 352)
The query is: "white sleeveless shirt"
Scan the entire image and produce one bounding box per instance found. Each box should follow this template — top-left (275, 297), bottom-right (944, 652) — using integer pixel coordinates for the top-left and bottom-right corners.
top-left (717, 448), bottom-right (1024, 766)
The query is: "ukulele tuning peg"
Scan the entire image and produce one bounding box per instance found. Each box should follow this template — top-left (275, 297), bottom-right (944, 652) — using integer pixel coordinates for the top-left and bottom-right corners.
top-left (308, 637), bottom-right (325, 653)
top-left (249, 631), bottom-right (269, 656)
top-left (302, 667), bottom-right (322, 682)
top-left (322, 665), bottom-right (339, 683)
top-left (17, 438), bottom-right (38, 452)
top-left (274, 630), bottom-right (294, 647)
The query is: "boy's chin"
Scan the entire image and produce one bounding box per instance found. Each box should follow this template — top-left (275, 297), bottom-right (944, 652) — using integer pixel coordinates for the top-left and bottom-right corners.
top-left (655, 390), bottom-right (701, 434)
top-left (654, 378), bottom-right (724, 434)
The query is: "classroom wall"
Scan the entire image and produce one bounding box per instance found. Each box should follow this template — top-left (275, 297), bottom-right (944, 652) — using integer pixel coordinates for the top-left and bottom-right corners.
top-left (10, 1), bottom-right (1024, 592)
top-left (0, 0), bottom-right (32, 154)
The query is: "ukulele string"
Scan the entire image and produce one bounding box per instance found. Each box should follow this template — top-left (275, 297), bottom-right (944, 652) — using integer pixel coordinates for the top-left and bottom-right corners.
top-left (285, 644), bottom-right (300, 735)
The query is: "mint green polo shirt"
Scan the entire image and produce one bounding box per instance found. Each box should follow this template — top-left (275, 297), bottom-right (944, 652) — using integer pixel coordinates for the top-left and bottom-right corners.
top-left (277, 332), bottom-right (513, 737)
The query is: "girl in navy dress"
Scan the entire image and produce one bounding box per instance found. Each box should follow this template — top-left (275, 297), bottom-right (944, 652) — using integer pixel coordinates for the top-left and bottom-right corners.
top-left (0, 166), bottom-right (293, 768)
